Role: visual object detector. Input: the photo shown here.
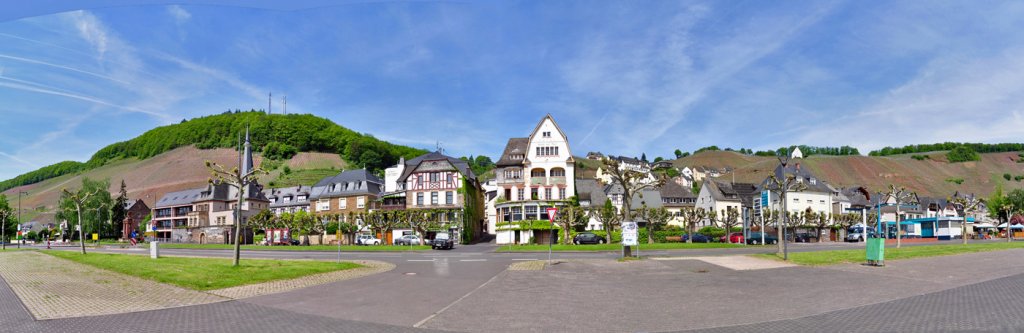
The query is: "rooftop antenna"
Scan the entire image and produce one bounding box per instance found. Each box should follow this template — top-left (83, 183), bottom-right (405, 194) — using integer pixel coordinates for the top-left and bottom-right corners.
top-left (436, 141), bottom-right (445, 155)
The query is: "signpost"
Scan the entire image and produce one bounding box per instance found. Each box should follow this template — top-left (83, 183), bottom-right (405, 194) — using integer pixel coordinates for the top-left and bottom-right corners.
top-left (622, 221), bottom-right (638, 258)
top-left (546, 207), bottom-right (558, 264)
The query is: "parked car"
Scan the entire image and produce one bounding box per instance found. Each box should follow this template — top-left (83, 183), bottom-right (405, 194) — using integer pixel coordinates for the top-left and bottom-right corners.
top-left (432, 232), bottom-right (454, 250)
top-left (395, 235), bottom-right (422, 246)
top-left (845, 226), bottom-right (877, 242)
top-left (356, 234), bottom-right (381, 245)
top-left (289, 238), bottom-right (300, 246)
top-left (573, 232), bottom-right (606, 245)
top-left (720, 232), bottom-right (744, 244)
top-left (793, 232), bottom-right (818, 243)
top-left (680, 233), bottom-right (711, 243)
top-left (746, 232), bottom-right (778, 245)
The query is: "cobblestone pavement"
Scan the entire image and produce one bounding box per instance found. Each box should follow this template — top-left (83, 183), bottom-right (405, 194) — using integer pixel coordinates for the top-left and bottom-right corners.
top-left (507, 260), bottom-right (546, 271)
top-left (0, 252), bottom-right (226, 320)
top-left (682, 271), bottom-right (1024, 333)
top-left (209, 260), bottom-right (395, 299)
top-left (651, 255), bottom-right (797, 270)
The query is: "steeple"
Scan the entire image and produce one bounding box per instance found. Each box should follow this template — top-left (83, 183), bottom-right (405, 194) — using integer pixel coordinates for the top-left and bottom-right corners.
top-left (242, 126), bottom-right (253, 175)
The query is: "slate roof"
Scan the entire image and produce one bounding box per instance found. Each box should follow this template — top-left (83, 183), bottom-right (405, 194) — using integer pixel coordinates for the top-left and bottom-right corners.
top-left (576, 178), bottom-right (607, 206)
top-left (309, 169), bottom-right (384, 200)
top-left (764, 162), bottom-right (834, 194)
top-left (264, 185), bottom-right (314, 208)
top-left (706, 180), bottom-right (759, 207)
top-left (603, 182), bottom-right (663, 209)
top-left (496, 138), bottom-right (529, 167)
top-left (837, 187), bottom-right (872, 207)
top-left (659, 181), bottom-right (696, 207)
top-left (397, 151), bottom-right (476, 182)
top-left (154, 188), bottom-right (204, 208)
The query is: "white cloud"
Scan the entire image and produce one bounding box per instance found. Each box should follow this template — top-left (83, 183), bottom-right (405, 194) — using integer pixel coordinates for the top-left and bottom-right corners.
top-left (66, 10), bottom-right (108, 59)
top-left (559, 2), bottom-right (838, 155)
top-left (797, 49), bottom-right (1024, 151)
top-left (167, 5), bottom-right (191, 23)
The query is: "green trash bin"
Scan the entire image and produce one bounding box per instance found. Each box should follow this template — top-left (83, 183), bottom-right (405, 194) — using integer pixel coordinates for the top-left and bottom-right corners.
top-left (866, 238), bottom-right (885, 266)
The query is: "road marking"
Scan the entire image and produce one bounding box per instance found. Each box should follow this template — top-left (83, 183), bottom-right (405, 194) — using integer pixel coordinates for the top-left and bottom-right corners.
top-left (510, 259), bottom-right (536, 261)
top-left (413, 270), bottom-right (504, 328)
top-left (459, 259), bottom-right (487, 262)
top-left (407, 259), bottom-right (436, 262)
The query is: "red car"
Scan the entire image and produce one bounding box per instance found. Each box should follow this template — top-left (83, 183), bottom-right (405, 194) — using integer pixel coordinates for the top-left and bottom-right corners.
top-left (719, 232), bottom-right (744, 243)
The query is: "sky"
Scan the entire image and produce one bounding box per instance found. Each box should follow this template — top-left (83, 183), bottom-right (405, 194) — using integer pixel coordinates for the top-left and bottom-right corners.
top-left (1, 1), bottom-right (1024, 181)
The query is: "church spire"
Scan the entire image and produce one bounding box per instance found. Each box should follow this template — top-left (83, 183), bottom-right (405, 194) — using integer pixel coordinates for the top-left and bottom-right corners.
top-left (242, 125), bottom-right (253, 176)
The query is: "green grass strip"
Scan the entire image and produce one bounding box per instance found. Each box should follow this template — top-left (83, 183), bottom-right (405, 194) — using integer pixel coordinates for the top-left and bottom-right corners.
top-left (756, 242), bottom-right (1024, 266)
top-left (45, 251), bottom-right (360, 291)
top-left (496, 242), bottom-right (745, 252)
top-left (153, 243), bottom-right (431, 252)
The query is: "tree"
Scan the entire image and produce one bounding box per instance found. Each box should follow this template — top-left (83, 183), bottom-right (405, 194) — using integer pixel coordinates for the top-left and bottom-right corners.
top-left (716, 207), bottom-right (740, 243)
top-left (111, 180), bottom-right (129, 240)
top-left (555, 202), bottom-right (586, 245)
top-left (764, 151), bottom-right (808, 259)
top-left (205, 155), bottom-right (266, 266)
top-left (679, 207), bottom-right (708, 243)
top-left (587, 199), bottom-right (620, 244)
top-left (408, 209), bottom-right (440, 246)
top-left (949, 194), bottom-right (983, 245)
top-left (884, 184), bottom-right (918, 248)
top-left (640, 153), bottom-right (648, 162)
top-left (0, 195), bottom-right (13, 250)
top-left (61, 186), bottom-right (103, 254)
top-left (599, 157), bottom-right (666, 222)
top-left (946, 145), bottom-right (980, 163)
top-left (674, 149), bottom-right (684, 159)
top-left (248, 209), bottom-right (278, 233)
top-left (644, 206), bottom-right (672, 244)
top-left (364, 210), bottom-right (396, 245)
top-left (813, 212), bottom-right (831, 242)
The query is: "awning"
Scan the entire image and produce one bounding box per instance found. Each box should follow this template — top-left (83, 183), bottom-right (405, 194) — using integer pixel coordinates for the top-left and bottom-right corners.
top-left (997, 223), bottom-right (1024, 229)
top-left (973, 223), bottom-right (996, 229)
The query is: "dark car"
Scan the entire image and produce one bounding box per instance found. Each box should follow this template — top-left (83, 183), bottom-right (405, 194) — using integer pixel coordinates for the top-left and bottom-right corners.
top-left (746, 232), bottom-right (778, 245)
top-left (432, 232), bottom-right (454, 250)
top-left (289, 238), bottom-right (300, 246)
top-left (681, 233), bottom-right (711, 243)
top-left (793, 233), bottom-right (818, 243)
top-left (573, 232), bottom-right (606, 245)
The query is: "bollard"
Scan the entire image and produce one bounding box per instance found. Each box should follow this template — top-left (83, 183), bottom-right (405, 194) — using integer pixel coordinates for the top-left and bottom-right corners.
top-left (150, 241), bottom-right (159, 259)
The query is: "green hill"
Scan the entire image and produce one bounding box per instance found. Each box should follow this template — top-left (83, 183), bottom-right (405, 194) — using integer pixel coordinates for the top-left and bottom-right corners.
top-left (1, 111), bottom-right (428, 192)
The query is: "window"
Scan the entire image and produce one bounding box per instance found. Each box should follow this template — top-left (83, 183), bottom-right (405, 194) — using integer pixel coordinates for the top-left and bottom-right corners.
top-left (559, 188), bottom-right (566, 199)
top-left (417, 174), bottom-right (423, 185)
top-left (430, 172), bottom-right (439, 182)
top-left (525, 206), bottom-right (538, 220)
top-left (446, 191), bottom-right (453, 205)
top-left (550, 168), bottom-right (565, 177)
top-left (431, 192), bottom-right (439, 205)
top-left (793, 198), bottom-right (799, 202)
top-left (339, 198), bottom-right (348, 209)
top-left (417, 193), bottom-right (424, 206)
top-left (819, 200), bottom-right (825, 204)
top-left (517, 188), bottom-right (525, 201)
top-left (446, 173), bottom-right (453, 184)
top-left (544, 188), bottom-right (552, 200)
top-left (531, 188), bottom-right (539, 200)
top-left (357, 197), bottom-right (365, 209)
top-left (543, 131), bottom-right (551, 138)
top-left (298, 195), bottom-right (306, 201)
top-left (511, 207), bottom-right (523, 221)
top-left (807, 200), bottom-right (813, 204)
top-left (317, 199), bottom-right (330, 211)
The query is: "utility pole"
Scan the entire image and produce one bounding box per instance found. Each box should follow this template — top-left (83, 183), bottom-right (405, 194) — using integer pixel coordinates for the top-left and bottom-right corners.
top-left (18, 191), bottom-right (27, 248)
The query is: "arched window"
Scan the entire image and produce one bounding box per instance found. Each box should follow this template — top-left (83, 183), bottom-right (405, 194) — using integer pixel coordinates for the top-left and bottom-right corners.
top-left (531, 168), bottom-right (546, 177)
top-left (550, 168), bottom-right (565, 177)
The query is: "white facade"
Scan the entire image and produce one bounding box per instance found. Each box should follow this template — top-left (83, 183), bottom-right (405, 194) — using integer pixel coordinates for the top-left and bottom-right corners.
top-left (523, 117), bottom-right (576, 200)
top-left (695, 182), bottom-right (742, 227)
top-left (384, 158), bottom-right (406, 192)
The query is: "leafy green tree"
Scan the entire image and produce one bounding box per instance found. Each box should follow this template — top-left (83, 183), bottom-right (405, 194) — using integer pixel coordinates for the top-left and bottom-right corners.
top-left (679, 207), bottom-right (708, 243)
top-left (111, 180), bottom-right (129, 239)
top-left (674, 149), bottom-right (684, 159)
top-left (947, 146), bottom-right (980, 163)
top-left (643, 206), bottom-right (672, 244)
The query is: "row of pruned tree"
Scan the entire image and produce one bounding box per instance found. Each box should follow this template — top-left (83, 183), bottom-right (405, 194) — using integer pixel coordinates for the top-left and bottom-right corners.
top-left (248, 208), bottom-right (467, 246)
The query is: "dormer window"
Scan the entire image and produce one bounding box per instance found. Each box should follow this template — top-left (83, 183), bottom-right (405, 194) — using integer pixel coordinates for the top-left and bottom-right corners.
top-left (810, 178), bottom-right (817, 185)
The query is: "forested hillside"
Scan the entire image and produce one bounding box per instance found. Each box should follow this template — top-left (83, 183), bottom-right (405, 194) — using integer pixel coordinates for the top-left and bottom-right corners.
top-left (1, 111), bottom-right (428, 192)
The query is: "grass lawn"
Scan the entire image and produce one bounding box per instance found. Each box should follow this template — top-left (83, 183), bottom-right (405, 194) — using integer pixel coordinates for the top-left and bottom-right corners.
top-left (496, 242), bottom-right (745, 252)
top-left (45, 251), bottom-right (361, 291)
top-left (156, 243), bottom-right (431, 252)
top-left (756, 242), bottom-right (1024, 266)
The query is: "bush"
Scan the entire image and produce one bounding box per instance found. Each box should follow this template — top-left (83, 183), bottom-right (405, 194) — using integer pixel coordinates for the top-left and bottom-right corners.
top-left (698, 226), bottom-right (726, 239)
top-left (947, 146), bottom-right (980, 163)
top-left (946, 177), bottom-right (964, 185)
top-left (1015, 176), bottom-right (1024, 182)
top-left (283, 166), bottom-right (292, 175)
top-left (911, 155), bottom-right (929, 161)
top-left (571, 230), bottom-right (684, 243)
top-left (1004, 173), bottom-right (1012, 181)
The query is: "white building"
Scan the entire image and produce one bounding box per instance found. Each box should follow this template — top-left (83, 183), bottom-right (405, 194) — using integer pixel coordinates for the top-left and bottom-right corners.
top-left (695, 180), bottom-right (757, 227)
top-left (494, 114), bottom-right (576, 245)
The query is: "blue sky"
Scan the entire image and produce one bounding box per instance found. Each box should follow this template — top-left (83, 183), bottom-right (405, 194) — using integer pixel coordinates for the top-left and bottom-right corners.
top-left (1, 1), bottom-right (1024, 181)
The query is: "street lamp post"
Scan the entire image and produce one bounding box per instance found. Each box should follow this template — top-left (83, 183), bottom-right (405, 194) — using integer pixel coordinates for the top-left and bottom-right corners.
top-left (18, 191), bottom-right (27, 249)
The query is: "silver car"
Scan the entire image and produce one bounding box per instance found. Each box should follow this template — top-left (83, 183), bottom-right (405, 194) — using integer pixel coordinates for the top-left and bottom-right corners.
top-left (395, 235), bottom-right (421, 246)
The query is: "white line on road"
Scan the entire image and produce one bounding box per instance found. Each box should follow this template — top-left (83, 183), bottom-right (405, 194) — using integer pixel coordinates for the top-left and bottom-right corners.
top-left (407, 259), bottom-right (436, 262)
top-left (413, 270), bottom-right (504, 328)
top-left (458, 259), bottom-right (487, 262)
top-left (510, 259), bottom-right (537, 261)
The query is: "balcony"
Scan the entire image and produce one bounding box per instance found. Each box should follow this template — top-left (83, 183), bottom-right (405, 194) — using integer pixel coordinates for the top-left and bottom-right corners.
top-left (549, 177), bottom-right (566, 185)
top-left (497, 177), bottom-right (524, 185)
top-left (530, 177), bottom-right (547, 186)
